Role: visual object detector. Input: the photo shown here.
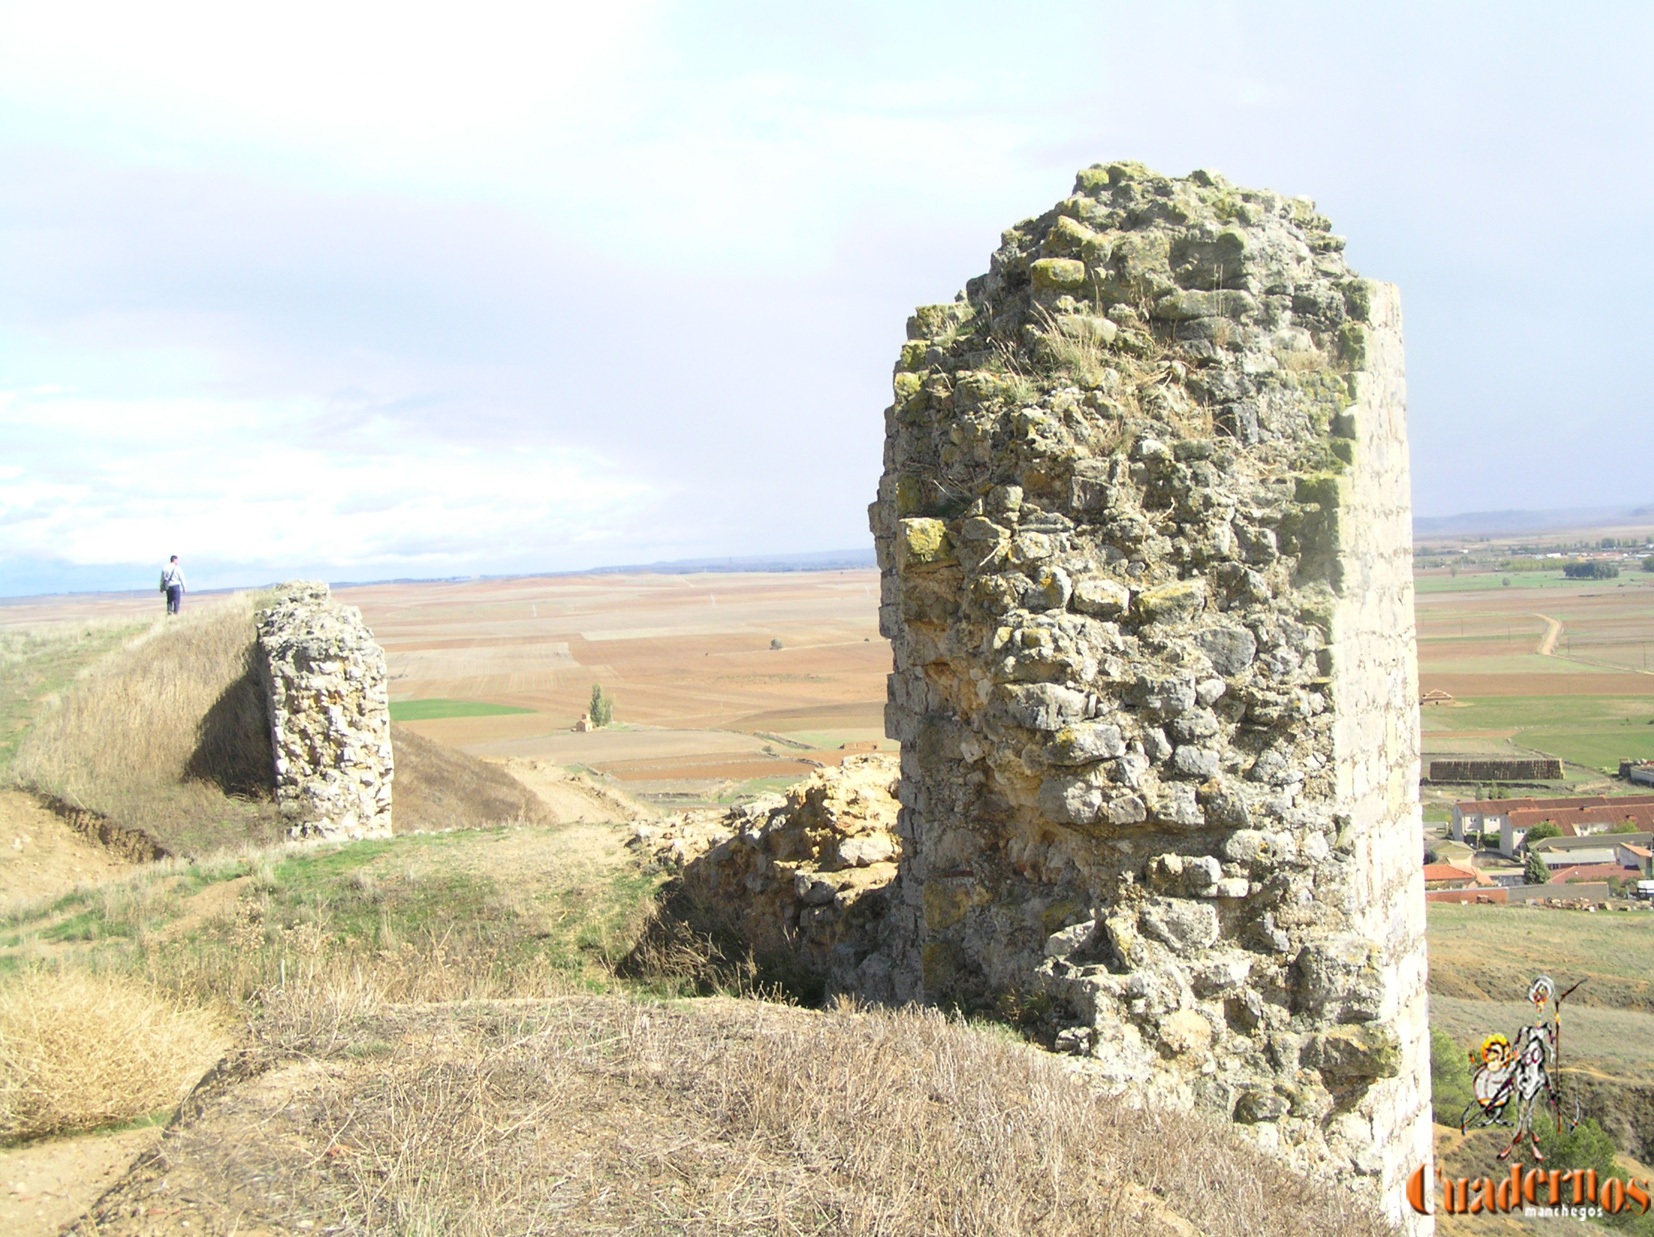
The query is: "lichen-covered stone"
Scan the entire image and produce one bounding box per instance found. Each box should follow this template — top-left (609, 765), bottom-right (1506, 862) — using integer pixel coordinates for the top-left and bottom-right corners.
top-left (867, 162), bottom-right (1430, 1232)
top-left (256, 582), bottom-right (393, 841)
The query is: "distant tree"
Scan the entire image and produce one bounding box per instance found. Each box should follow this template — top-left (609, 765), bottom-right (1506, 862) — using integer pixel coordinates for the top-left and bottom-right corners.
top-left (1601, 537), bottom-right (1619, 549)
top-left (1564, 560), bottom-right (1619, 579)
top-left (1608, 819), bottom-right (1638, 833)
top-left (1501, 576), bottom-right (1512, 587)
top-left (1525, 821), bottom-right (1562, 844)
top-left (1525, 849), bottom-right (1552, 886)
top-left (770, 637), bottom-right (783, 650)
top-left (589, 683), bottom-right (613, 728)
top-left (1642, 555), bottom-right (1654, 572)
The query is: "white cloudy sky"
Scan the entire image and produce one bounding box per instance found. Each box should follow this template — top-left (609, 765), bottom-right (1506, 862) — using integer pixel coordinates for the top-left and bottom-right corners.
top-left (2, 1), bottom-right (1651, 596)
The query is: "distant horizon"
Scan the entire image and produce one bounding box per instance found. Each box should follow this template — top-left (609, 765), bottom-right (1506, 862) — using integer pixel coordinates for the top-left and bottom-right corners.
top-left (11, 496), bottom-right (1654, 601)
top-left (0, 546), bottom-right (884, 602)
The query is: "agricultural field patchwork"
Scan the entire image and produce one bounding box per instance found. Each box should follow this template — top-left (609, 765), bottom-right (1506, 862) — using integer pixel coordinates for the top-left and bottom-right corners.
top-left (1416, 568), bottom-right (1654, 787)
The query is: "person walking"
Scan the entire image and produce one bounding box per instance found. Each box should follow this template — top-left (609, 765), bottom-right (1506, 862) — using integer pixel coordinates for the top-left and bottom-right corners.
top-left (160, 555), bottom-right (186, 615)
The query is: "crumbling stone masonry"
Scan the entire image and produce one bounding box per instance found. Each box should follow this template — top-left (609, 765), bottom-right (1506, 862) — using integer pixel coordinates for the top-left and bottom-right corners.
top-left (867, 163), bottom-right (1431, 1229)
top-left (634, 755), bottom-right (903, 991)
top-left (256, 583), bottom-right (394, 841)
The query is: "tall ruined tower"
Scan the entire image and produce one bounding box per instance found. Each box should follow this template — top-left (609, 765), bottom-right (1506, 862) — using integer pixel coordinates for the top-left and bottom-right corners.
top-left (868, 163), bottom-right (1430, 1228)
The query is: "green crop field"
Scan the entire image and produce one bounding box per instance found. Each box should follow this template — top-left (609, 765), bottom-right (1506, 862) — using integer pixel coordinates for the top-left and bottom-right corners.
top-left (389, 698), bottom-right (536, 722)
top-left (1413, 569), bottom-right (1654, 594)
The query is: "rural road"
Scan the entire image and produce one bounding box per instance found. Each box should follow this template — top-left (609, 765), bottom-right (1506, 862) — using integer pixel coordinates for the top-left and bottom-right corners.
top-left (1534, 613), bottom-right (1563, 657)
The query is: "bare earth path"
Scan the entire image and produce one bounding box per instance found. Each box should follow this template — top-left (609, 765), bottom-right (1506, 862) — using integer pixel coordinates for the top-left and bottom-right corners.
top-left (1534, 613), bottom-right (1563, 656)
top-left (0, 1127), bottom-right (163, 1237)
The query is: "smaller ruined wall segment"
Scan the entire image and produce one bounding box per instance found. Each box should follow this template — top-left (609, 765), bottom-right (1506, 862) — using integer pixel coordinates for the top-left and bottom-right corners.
top-left (256, 582), bottom-right (393, 841)
top-left (635, 756), bottom-right (902, 990)
top-left (1427, 758), bottom-right (1561, 783)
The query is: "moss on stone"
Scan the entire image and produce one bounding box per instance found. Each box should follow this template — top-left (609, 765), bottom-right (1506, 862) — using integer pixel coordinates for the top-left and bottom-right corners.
top-left (1030, 258), bottom-right (1087, 291)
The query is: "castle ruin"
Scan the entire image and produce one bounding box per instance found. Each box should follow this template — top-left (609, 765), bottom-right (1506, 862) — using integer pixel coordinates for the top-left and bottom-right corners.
top-left (867, 163), bottom-right (1431, 1228)
top-left (256, 582), bottom-right (394, 841)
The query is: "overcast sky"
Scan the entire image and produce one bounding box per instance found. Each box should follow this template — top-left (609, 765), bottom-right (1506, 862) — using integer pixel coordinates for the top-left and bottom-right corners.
top-left (2, 1), bottom-right (1650, 596)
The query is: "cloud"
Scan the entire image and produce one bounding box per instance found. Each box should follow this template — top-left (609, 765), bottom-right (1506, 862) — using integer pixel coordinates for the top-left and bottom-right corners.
top-left (0, 386), bottom-right (662, 580)
top-left (3, 1), bottom-right (1654, 596)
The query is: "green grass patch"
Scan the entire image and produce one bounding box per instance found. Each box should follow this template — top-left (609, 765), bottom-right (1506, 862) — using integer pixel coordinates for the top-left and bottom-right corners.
top-left (1428, 901), bottom-right (1654, 1018)
top-left (389, 698), bottom-right (536, 721)
top-left (1422, 694), bottom-right (1654, 770)
top-left (1, 825), bottom-right (672, 1009)
top-left (1413, 571), bottom-right (1654, 595)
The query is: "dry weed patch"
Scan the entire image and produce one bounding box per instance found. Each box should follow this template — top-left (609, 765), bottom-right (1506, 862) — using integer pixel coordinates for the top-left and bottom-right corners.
top-left (72, 993), bottom-right (1391, 1237)
top-left (0, 969), bottom-right (227, 1141)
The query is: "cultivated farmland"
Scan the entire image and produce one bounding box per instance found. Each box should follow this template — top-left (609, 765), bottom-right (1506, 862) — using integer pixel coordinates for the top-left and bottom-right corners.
top-left (1416, 567), bottom-right (1654, 785)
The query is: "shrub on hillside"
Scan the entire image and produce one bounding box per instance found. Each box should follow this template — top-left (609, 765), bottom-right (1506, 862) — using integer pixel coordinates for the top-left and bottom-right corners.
top-left (0, 970), bottom-right (226, 1140)
top-left (1430, 1027), bottom-right (1475, 1126)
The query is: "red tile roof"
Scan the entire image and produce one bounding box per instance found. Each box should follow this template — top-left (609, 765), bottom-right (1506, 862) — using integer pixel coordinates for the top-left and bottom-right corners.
top-left (1455, 793), bottom-right (1654, 816)
top-left (1423, 863), bottom-right (1488, 886)
top-left (1548, 863), bottom-right (1637, 885)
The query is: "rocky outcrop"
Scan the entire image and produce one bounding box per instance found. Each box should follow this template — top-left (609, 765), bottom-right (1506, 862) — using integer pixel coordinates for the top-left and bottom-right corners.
top-left (256, 583), bottom-right (393, 841)
top-left (634, 755), bottom-right (901, 990)
top-left (867, 163), bottom-right (1430, 1230)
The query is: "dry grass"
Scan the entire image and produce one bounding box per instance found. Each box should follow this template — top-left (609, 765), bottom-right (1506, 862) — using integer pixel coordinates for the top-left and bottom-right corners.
top-left (0, 617), bottom-right (144, 775)
top-left (0, 969), bottom-right (227, 1141)
top-left (11, 595), bottom-right (281, 856)
top-left (1032, 305), bottom-right (1113, 389)
top-left (71, 990), bottom-right (1394, 1237)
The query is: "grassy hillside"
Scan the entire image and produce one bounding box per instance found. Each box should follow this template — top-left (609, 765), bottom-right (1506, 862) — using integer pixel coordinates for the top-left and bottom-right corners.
top-left (0, 618), bottom-right (148, 776)
top-left (5, 597), bottom-right (570, 858)
top-left (10, 597), bottom-right (281, 856)
top-left (1429, 902), bottom-right (1654, 1013)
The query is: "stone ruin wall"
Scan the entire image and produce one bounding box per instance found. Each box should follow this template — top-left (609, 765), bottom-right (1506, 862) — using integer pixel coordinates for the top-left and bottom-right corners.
top-left (635, 755), bottom-right (903, 989)
top-left (1428, 757), bottom-right (1562, 783)
top-left (867, 163), bottom-right (1431, 1229)
top-left (256, 582), bottom-right (394, 841)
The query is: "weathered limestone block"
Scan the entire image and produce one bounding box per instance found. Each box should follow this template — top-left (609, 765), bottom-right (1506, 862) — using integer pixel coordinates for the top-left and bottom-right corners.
top-left (868, 163), bottom-right (1430, 1231)
top-left (635, 756), bottom-right (902, 991)
top-left (256, 582), bottom-right (394, 841)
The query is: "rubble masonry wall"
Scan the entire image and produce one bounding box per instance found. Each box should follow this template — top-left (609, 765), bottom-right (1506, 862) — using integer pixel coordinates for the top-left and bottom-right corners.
top-left (256, 582), bottom-right (394, 841)
top-left (867, 162), bottom-right (1430, 1231)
